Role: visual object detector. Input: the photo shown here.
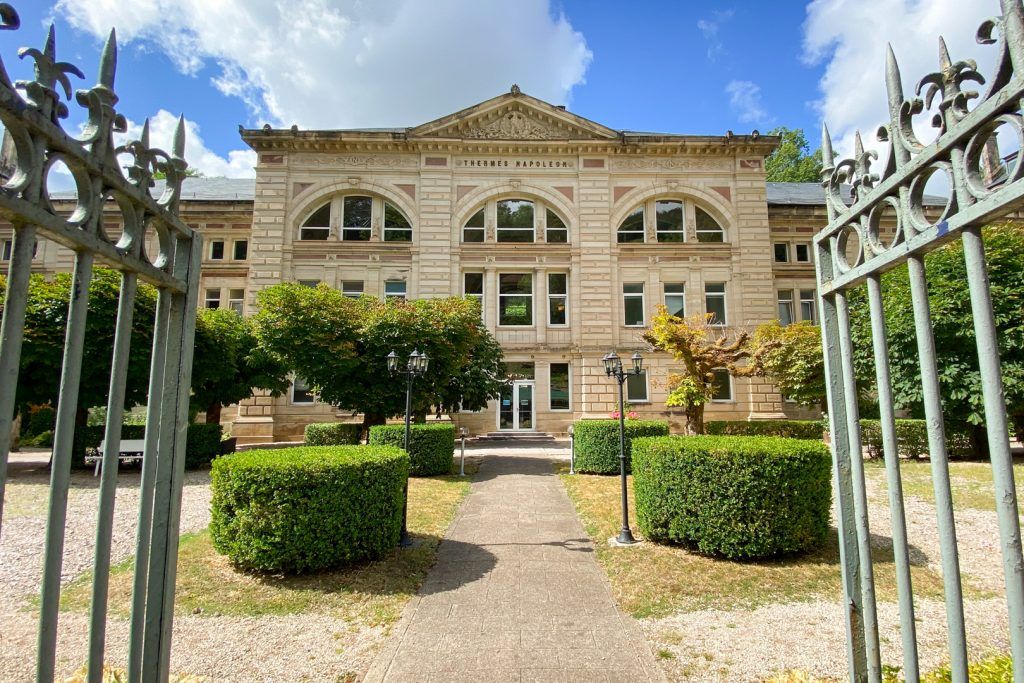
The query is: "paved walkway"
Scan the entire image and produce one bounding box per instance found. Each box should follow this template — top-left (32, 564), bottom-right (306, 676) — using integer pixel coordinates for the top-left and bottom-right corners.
top-left (364, 446), bottom-right (664, 683)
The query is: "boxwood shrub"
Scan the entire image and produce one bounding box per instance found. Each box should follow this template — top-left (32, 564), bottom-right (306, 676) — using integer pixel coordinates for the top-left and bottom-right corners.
top-left (368, 423), bottom-right (454, 476)
top-left (305, 422), bottom-right (361, 446)
top-left (705, 419), bottom-right (823, 440)
top-left (859, 419), bottom-right (973, 459)
top-left (72, 423), bottom-right (223, 469)
top-left (572, 419), bottom-right (669, 474)
top-left (632, 435), bottom-right (832, 559)
top-left (210, 445), bottom-right (408, 573)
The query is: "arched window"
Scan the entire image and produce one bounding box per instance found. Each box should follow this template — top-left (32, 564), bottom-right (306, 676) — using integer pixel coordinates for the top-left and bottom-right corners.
top-left (655, 200), bottom-right (684, 242)
top-left (497, 199), bottom-right (534, 242)
top-left (296, 194), bottom-right (413, 242)
top-left (299, 203), bottom-right (330, 240)
top-left (617, 206), bottom-right (644, 243)
top-left (546, 209), bottom-right (568, 243)
top-left (384, 202), bottom-right (412, 242)
top-left (461, 198), bottom-right (569, 244)
top-left (695, 207), bottom-right (725, 242)
top-left (617, 198), bottom-right (728, 244)
top-left (463, 209), bottom-right (485, 242)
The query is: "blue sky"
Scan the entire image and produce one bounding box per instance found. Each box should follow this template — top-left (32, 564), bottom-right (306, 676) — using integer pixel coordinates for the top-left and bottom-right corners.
top-left (6, 0), bottom-right (1001, 179)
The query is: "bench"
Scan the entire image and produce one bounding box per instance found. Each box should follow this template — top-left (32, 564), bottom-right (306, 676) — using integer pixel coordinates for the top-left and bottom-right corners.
top-left (85, 439), bottom-right (147, 476)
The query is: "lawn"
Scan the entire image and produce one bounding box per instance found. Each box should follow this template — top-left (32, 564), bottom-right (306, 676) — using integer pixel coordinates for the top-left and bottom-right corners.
top-left (864, 457), bottom-right (1024, 512)
top-left (558, 464), bottom-right (953, 619)
top-left (60, 471), bottom-right (472, 627)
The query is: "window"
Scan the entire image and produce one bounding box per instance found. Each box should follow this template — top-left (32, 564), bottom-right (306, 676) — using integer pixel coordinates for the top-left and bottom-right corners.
top-left (664, 283), bottom-right (685, 317)
top-left (774, 243), bottom-right (790, 263)
top-left (384, 202), bottom-right (412, 242)
top-left (617, 206), bottom-right (645, 243)
top-left (1, 239), bottom-right (10, 260)
top-left (777, 290), bottom-right (795, 326)
top-left (463, 208), bottom-right (485, 243)
top-left (384, 280), bottom-right (407, 301)
top-left (341, 281), bottom-right (364, 298)
top-left (300, 203), bottom-right (331, 240)
top-left (298, 279), bottom-right (320, 288)
top-left (655, 200), bottom-right (684, 242)
top-left (626, 371), bottom-right (649, 403)
top-left (209, 240), bottom-right (224, 260)
top-left (342, 196), bottom-right (372, 241)
top-left (800, 289), bottom-right (817, 323)
top-left (795, 243), bottom-right (811, 263)
top-left (291, 376), bottom-right (314, 405)
top-left (695, 207), bottom-right (725, 243)
top-left (496, 199), bottom-right (534, 243)
top-left (550, 362), bottom-right (570, 410)
top-left (623, 283), bottom-right (645, 326)
top-left (548, 273), bottom-right (568, 326)
top-left (546, 209), bottom-right (568, 243)
top-left (232, 240), bottom-right (248, 260)
top-left (498, 273), bottom-right (533, 326)
top-left (711, 368), bottom-right (732, 401)
top-left (204, 288), bottom-right (221, 309)
top-left (464, 272), bottom-right (484, 319)
top-left (228, 288), bottom-right (245, 314)
top-left (705, 283), bottom-right (726, 325)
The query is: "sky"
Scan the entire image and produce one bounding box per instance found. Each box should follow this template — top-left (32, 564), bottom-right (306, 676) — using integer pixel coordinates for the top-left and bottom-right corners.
top-left (2, 0), bottom-right (1003, 182)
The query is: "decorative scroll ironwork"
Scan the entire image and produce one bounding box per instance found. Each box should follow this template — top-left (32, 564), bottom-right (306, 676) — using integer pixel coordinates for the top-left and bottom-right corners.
top-left (815, 1), bottom-right (1024, 681)
top-left (0, 5), bottom-right (201, 682)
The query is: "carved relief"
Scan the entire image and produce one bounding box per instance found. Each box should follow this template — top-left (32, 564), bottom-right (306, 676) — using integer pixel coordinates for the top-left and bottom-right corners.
top-left (463, 111), bottom-right (565, 140)
top-left (290, 153), bottom-right (418, 168)
top-left (610, 157), bottom-right (733, 171)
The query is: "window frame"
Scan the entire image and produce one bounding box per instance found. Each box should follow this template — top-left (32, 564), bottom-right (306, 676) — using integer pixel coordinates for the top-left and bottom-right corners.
top-left (383, 201), bottom-right (413, 242)
top-left (664, 282), bottom-right (685, 317)
top-left (463, 272), bottom-right (484, 321)
top-left (549, 362), bottom-right (571, 411)
top-left (545, 209), bottom-right (569, 244)
top-left (623, 282), bottom-right (646, 327)
top-left (384, 280), bottom-right (407, 301)
top-left (617, 206), bottom-right (646, 244)
top-left (462, 208), bottom-right (486, 243)
top-left (341, 280), bottom-right (364, 299)
top-left (496, 198), bottom-right (536, 243)
top-left (209, 240), bottom-right (225, 260)
top-left (694, 206), bottom-right (726, 243)
top-left (547, 273), bottom-right (568, 327)
top-left (800, 289), bottom-right (817, 323)
top-left (232, 239), bottom-right (248, 261)
top-left (298, 279), bottom-right (321, 288)
top-left (654, 199), bottom-right (685, 243)
top-left (710, 368), bottom-right (733, 402)
top-left (774, 242), bottom-right (790, 263)
top-left (341, 195), bottom-right (373, 242)
top-left (299, 203), bottom-right (331, 241)
top-left (498, 272), bottom-right (534, 327)
top-left (777, 289), bottom-right (795, 326)
top-left (704, 282), bottom-right (727, 326)
top-left (291, 376), bottom-right (315, 405)
top-left (204, 288), bottom-right (221, 309)
top-left (228, 288), bottom-right (245, 314)
top-left (795, 242), bottom-right (812, 263)
top-left (1, 238), bottom-right (10, 261)
top-left (626, 370), bottom-right (649, 403)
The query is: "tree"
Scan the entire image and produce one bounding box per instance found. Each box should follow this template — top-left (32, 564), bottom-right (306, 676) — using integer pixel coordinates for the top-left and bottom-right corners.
top-left (252, 283), bottom-right (506, 426)
top-left (742, 320), bottom-right (826, 410)
top-left (643, 309), bottom-right (749, 434)
top-left (765, 127), bottom-right (823, 183)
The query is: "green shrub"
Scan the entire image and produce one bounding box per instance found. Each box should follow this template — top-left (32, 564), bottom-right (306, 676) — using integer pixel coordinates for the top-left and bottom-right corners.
top-left (72, 423), bottom-right (222, 470)
top-left (210, 445), bottom-right (408, 573)
top-left (304, 422), bottom-right (361, 446)
top-left (22, 430), bottom-right (54, 448)
top-left (705, 420), bottom-right (823, 440)
top-left (23, 404), bottom-right (56, 437)
top-left (632, 435), bottom-right (832, 559)
top-left (920, 653), bottom-right (1012, 682)
top-left (368, 423), bottom-right (454, 476)
top-left (860, 419), bottom-right (973, 459)
top-left (572, 419), bottom-right (670, 474)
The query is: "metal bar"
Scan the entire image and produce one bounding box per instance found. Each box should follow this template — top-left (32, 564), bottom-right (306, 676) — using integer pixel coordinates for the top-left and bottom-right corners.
top-left (906, 253), bottom-right (968, 680)
top-left (86, 270), bottom-right (138, 683)
top-left (960, 225), bottom-right (1024, 679)
top-left (36, 250), bottom-right (95, 682)
top-left (865, 273), bottom-right (919, 680)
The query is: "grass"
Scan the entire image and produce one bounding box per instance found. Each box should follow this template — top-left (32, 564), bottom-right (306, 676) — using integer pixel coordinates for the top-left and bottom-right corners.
top-left (558, 465), bottom-right (954, 619)
top-left (864, 457), bottom-right (1024, 512)
top-left (60, 469), bottom-right (473, 626)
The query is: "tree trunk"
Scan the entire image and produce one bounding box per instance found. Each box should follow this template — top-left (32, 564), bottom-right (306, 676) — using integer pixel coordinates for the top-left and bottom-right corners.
top-left (76, 407), bottom-right (89, 427)
top-left (205, 401), bottom-right (222, 425)
top-left (970, 423), bottom-right (991, 460)
top-left (685, 404), bottom-right (705, 435)
top-left (1012, 413), bottom-right (1024, 445)
top-left (362, 411), bottom-right (387, 442)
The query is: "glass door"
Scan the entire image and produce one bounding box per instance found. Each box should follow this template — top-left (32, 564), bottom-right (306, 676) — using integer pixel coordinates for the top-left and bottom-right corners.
top-left (497, 381), bottom-right (535, 430)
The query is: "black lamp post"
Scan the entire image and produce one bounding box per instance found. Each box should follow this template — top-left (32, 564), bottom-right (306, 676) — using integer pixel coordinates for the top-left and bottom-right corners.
top-left (602, 350), bottom-right (644, 545)
top-left (387, 348), bottom-right (430, 547)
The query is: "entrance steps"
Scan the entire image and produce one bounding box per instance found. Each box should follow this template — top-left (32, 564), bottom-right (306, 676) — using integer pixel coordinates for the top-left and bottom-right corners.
top-left (473, 431), bottom-right (559, 444)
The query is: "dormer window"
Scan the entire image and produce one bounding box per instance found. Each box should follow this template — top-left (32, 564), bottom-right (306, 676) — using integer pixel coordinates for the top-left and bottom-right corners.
top-left (297, 195), bottom-right (413, 243)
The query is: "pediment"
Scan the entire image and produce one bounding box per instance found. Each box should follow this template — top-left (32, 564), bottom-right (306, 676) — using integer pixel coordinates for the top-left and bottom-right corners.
top-left (409, 88), bottom-right (619, 141)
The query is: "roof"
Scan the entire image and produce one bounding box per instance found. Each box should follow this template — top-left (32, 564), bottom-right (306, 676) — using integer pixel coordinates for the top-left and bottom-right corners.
top-left (48, 176), bottom-right (256, 202)
top-left (766, 181), bottom-right (947, 207)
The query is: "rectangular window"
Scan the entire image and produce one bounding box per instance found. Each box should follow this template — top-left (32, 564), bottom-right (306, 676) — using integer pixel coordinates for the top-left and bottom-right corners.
top-left (1, 239), bottom-right (10, 261)
top-left (800, 289), bottom-right (817, 323)
top-left (626, 371), bottom-right (648, 403)
top-left (210, 240), bottom-right (225, 260)
top-left (342, 196), bottom-right (372, 241)
top-left (204, 288), bottom-right (221, 309)
top-left (384, 280), bottom-right (407, 301)
top-left (546, 209), bottom-right (568, 243)
top-left (341, 280), bottom-right (364, 298)
top-left (464, 272), bottom-right (484, 319)
top-left (298, 279), bottom-right (320, 288)
top-left (550, 362), bottom-right (570, 411)
top-left (655, 200), bottom-right (685, 242)
top-left (548, 273), bottom-right (568, 326)
top-left (664, 283), bottom-right (685, 317)
top-left (498, 273), bottom-right (533, 326)
top-left (773, 243), bottom-right (789, 263)
top-left (711, 368), bottom-right (733, 401)
top-left (623, 282), bottom-right (645, 326)
top-left (705, 282), bottom-right (727, 325)
top-left (228, 288), bottom-right (245, 314)
top-left (795, 243), bottom-right (811, 263)
top-left (496, 199), bottom-right (535, 243)
top-left (233, 239), bottom-right (248, 260)
top-left (291, 376), bottom-right (314, 405)
top-left (777, 290), bottom-right (795, 326)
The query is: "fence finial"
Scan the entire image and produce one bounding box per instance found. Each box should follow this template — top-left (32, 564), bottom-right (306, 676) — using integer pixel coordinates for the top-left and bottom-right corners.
top-left (98, 28), bottom-right (116, 91)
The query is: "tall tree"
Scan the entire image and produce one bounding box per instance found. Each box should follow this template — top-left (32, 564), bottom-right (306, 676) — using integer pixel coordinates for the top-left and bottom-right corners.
top-left (765, 127), bottom-right (823, 183)
top-left (742, 320), bottom-right (827, 410)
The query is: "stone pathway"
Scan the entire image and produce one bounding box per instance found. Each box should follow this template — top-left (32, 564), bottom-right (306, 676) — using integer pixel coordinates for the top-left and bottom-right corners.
top-left (364, 446), bottom-right (664, 682)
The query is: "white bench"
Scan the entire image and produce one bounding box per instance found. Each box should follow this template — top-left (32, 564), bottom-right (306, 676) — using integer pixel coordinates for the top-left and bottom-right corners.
top-left (85, 439), bottom-right (147, 476)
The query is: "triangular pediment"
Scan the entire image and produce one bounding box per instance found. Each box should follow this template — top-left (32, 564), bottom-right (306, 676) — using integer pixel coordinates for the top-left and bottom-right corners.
top-left (409, 87), bottom-right (619, 141)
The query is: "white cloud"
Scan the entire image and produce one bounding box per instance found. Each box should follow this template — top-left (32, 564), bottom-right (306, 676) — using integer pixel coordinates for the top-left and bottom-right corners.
top-left (697, 9), bottom-right (734, 61)
top-left (725, 80), bottom-right (773, 126)
top-left (53, 0), bottom-right (593, 129)
top-left (117, 110), bottom-right (257, 178)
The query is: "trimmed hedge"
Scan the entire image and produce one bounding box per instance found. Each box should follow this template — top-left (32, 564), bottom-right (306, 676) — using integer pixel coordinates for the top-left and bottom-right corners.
top-left (633, 435), bottom-right (832, 559)
top-left (705, 419), bottom-right (823, 440)
top-left (368, 423), bottom-right (454, 476)
top-left (860, 419), bottom-right (973, 459)
top-left (210, 445), bottom-right (408, 573)
top-left (572, 419), bottom-right (670, 474)
top-left (305, 422), bottom-right (361, 446)
top-left (72, 423), bottom-right (223, 470)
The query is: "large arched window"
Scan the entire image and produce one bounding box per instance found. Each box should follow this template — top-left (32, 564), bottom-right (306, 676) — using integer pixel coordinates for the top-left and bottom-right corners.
top-left (297, 195), bottom-right (413, 242)
top-left (695, 207), bottom-right (725, 242)
top-left (461, 197), bottom-right (569, 244)
top-left (616, 198), bottom-right (727, 244)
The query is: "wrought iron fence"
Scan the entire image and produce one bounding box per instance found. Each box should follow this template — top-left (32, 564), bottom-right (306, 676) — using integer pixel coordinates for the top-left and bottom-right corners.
top-left (816, 0), bottom-right (1024, 680)
top-left (0, 5), bottom-right (201, 682)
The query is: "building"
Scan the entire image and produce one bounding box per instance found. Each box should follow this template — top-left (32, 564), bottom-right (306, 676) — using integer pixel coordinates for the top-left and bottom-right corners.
top-left (2, 87), bottom-right (833, 443)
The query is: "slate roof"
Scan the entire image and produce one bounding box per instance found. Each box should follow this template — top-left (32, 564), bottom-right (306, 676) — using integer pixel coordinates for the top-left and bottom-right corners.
top-left (766, 181), bottom-right (947, 206)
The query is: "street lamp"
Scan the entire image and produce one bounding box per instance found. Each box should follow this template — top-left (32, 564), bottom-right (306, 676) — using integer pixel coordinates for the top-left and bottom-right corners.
top-left (603, 349), bottom-right (644, 545)
top-left (388, 348), bottom-right (430, 547)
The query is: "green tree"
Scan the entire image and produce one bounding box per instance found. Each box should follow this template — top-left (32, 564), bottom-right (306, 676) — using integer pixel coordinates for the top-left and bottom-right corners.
top-left (742, 320), bottom-right (826, 409)
top-left (765, 127), bottom-right (823, 183)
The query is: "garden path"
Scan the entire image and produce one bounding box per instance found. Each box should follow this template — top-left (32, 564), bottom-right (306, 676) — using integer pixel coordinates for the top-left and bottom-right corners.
top-left (364, 445), bottom-right (665, 682)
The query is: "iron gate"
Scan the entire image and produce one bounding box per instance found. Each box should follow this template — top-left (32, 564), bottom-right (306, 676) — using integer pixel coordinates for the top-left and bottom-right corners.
top-left (0, 4), bottom-right (201, 682)
top-left (817, 0), bottom-right (1024, 680)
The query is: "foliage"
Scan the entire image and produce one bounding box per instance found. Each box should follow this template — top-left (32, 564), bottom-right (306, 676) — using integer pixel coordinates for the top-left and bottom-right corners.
top-left (210, 445), bottom-right (408, 573)
top-left (643, 309), bottom-right (749, 434)
top-left (304, 422), bottom-right (361, 446)
top-left (571, 419), bottom-right (670, 474)
top-left (22, 404), bottom-right (56, 437)
top-left (252, 284), bottom-right (505, 425)
top-left (72, 423), bottom-right (222, 470)
top-left (632, 435), bottom-right (832, 558)
top-left (860, 419), bottom-right (973, 460)
top-left (742, 320), bottom-right (826, 409)
top-left (705, 419), bottom-right (823, 440)
top-left (21, 429), bottom-right (54, 448)
top-left (765, 127), bottom-right (823, 183)
top-left (368, 423), bottom-right (454, 476)
top-left (918, 653), bottom-right (1012, 683)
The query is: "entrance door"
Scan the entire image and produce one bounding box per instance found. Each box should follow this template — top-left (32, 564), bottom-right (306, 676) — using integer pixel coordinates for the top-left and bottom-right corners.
top-left (498, 381), bottom-right (535, 430)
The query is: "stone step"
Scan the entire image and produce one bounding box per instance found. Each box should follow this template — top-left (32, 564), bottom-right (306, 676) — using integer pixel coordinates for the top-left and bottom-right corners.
top-left (474, 431), bottom-right (557, 442)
